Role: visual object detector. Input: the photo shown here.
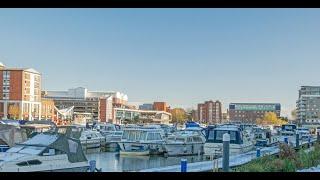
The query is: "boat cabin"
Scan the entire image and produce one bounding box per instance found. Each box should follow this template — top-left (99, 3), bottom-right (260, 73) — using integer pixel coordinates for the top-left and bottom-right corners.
top-left (121, 128), bottom-right (164, 142)
top-left (206, 125), bottom-right (243, 144)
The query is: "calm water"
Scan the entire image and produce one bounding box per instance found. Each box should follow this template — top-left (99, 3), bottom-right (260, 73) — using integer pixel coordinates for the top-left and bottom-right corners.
top-left (85, 150), bottom-right (208, 172)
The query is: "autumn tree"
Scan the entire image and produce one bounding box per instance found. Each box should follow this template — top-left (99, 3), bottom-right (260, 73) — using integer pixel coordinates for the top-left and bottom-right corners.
top-left (257, 112), bottom-right (287, 125)
top-left (171, 108), bottom-right (187, 124)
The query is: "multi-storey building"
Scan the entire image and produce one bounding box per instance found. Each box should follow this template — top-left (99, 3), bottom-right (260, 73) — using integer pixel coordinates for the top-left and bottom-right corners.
top-left (153, 102), bottom-right (170, 112)
top-left (0, 63), bottom-right (41, 120)
top-left (197, 100), bottom-right (222, 124)
top-left (296, 86), bottom-right (320, 124)
top-left (42, 87), bottom-right (128, 123)
top-left (229, 103), bottom-right (281, 123)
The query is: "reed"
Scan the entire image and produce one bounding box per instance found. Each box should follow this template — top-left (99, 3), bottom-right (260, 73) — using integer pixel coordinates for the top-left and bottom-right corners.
top-left (233, 143), bottom-right (320, 172)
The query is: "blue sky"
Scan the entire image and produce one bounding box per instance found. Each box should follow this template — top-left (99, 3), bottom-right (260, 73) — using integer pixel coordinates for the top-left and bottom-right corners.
top-left (1, 9), bottom-right (320, 117)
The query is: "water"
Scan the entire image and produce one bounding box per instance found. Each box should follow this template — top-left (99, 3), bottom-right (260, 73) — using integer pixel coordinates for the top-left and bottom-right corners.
top-left (85, 151), bottom-right (208, 172)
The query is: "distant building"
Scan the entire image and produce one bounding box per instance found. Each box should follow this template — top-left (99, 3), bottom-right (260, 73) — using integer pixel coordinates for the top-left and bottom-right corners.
top-left (197, 100), bottom-right (222, 124)
top-left (139, 103), bottom-right (153, 110)
top-left (153, 102), bottom-right (170, 112)
top-left (229, 103), bottom-right (281, 123)
top-left (41, 98), bottom-right (55, 120)
top-left (296, 86), bottom-right (320, 124)
top-left (114, 108), bottom-right (172, 124)
top-left (0, 62), bottom-right (42, 120)
top-left (42, 87), bottom-right (128, 123)
top-left (222, 110), bottom-right (229, 123)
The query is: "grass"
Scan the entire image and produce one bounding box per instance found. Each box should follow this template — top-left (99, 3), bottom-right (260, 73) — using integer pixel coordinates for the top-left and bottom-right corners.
top-left (233, 143), bottom-right (320, 172)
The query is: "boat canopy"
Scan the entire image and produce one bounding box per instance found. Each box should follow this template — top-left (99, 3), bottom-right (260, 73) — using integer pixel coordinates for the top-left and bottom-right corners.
top-left (15, 130), bottom-right (87, 163)
top-left (185, 121), bottom-right (200, 128)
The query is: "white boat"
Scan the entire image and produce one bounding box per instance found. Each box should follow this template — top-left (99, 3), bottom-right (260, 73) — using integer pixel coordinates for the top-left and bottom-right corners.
top-left (0, 130), bottom-right (89, 172)
top-left (279, 124), bottom-right (297, 143)
top-left (164, 130), bottom-right (206, 156)
top-left (118, 126), bottom-right (165, 156)
top-left (94, 123), bottom-right (123, 151)
top-left (252, 127), bottom-right (279, 147)
top-left (80, 130), bottom-right (106, 150)
top-left (296, 127), bottom-right (311, 140)
top-left (204, 124), bottom-right (254, 158)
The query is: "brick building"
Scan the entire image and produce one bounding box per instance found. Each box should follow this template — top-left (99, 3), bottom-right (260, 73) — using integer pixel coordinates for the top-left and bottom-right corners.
top-left (197, 100), bottom-right (222, 124)
top-left (229, 103), bottom-right (281, 123)
top-left (0, 62), bottom-right (42, 120)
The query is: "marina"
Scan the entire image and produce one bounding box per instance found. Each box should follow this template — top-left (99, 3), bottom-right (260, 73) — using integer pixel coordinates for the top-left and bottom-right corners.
top-left (2, 120), bottom-right (320, 172)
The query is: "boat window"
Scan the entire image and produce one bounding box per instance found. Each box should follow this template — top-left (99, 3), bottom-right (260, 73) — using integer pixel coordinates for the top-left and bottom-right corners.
top-left (122, 131), bottom-right (129, 140)
top-left (187, 137), bottom-right (193, 142)
top-left (154, 133), bottom-right (161, 140)
top-left (176, 138), bottom-right (185, 142)
top-left (147, 133), bottom-right (154, 141)
top-left (7, 146), bottom-right (24, 153)
top-left (115, 132), bottom-right (123, 136)
top-left (140, 132), bottom-right (147, 141)
top-left (193, 137), bottom-right (202, 142)
top-left (207, 130), bottom-right (215, 141)
top-left (16, 161), bottom-right (29, 166)
top-left (215, 130), bottom-right (229, 141)
top-left (27, 160), bottom-right (42, 165)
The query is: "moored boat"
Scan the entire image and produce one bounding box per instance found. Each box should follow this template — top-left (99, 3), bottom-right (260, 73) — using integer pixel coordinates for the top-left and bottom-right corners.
top-left (164, 130), bottom-right (206, 156)
top-left (0, 127), bottom-right (89, 172)
top-left (118, 126), bottom-right (165, 156)
top-left (204, 124), bottom-right (254, 159)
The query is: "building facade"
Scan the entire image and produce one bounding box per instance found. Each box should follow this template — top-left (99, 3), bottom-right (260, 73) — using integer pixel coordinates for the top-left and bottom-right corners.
top-left (153, 102), bottom-right (170, 112)
top-left (197, 100), bottom-right (222, 124)
top-left (41, 98), bottom-right (55, 120)
top-left (0, 63), bottom-right (41, 120)
top-left (229, 103), bottom-right (281, 123)
top-left (99, 96), bottom-right (113, 123)
top-left (296, 86), bottom-right (320, 124)
top-left (42, 87), bottom-right (128, 122)
top-left (114, 108), bottom-right (172, 124)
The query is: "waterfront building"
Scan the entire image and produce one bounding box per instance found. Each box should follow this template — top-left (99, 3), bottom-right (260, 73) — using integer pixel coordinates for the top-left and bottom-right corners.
top-left (296, 86), bottom-right (320, 124)
top-left (42, 87), bottom-right (128, 123)
top-left (0, 62), bottom-right (41, 120)
top-left (114, 108), bottom-right (172, 124)
top-left (229, 103), bottom-right (281, 123)
top-left (197, 100), bottom-right (222, 124)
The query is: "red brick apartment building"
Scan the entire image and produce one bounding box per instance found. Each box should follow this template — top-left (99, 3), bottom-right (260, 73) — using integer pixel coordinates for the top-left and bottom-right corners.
top-left (197, 100), bottom-right (222, 124)
top-left (0, 63), bottom-right (42, 120)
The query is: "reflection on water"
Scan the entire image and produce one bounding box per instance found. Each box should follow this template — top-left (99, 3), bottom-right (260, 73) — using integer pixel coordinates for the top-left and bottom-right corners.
top-left (85, 151), bottom-right (208, 172)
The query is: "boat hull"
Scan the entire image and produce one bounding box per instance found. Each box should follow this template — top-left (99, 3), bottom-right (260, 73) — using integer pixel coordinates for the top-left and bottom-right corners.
top-left (118, 142), bottom-right (164, 155)
top-left (164, 143), bottom-right (204, 156)
top-left (203, 142), bottom-right (254, 158)
top-left (120, 150), bottom-right (150, 156)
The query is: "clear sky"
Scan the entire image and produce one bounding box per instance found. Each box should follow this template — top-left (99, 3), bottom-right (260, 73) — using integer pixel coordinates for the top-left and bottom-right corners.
top-left (1, 9), bottom-right (320, 118)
